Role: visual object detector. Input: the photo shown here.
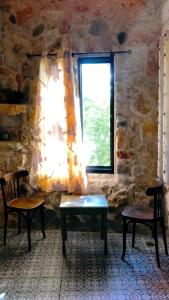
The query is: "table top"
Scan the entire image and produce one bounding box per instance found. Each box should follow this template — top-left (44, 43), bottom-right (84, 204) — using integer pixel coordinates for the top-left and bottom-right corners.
top-left (60, 194), bottom-right (108, 208)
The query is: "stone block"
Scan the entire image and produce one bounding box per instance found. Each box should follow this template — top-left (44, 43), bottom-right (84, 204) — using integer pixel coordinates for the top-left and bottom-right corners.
top-left (32, 24), bottom-right (45, 37)
top-left (142, 120), bottom-right (157, 137)
top-left (101, 178), bottom-right (135, 208)
top-left (117, 162), bottom-right (130, 174)
top-left (146, 50), bottom-right (159, 77)
top-left (131, 93), bottom-right (151, 116)
top-left (117, 120), bottom-right (128, 128)
top-left (117, 151), bottom-right (134, 160)
top-left (116, 128), bottom-right (128, 150)
top-left (89, 20), bottom-right (109, 36)
top-left (16, 7), bottom-right (33, 25)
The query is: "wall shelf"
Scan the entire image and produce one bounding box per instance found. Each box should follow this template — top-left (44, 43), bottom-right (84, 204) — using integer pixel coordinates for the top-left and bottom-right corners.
top-left (0, 104), bottom-right (28, 115)
top-left (0, 141), bottom-right (22, 146)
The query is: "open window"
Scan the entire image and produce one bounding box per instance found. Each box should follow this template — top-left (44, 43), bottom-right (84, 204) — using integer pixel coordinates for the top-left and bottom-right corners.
top-left (78, 56), bottom-right (114, 173)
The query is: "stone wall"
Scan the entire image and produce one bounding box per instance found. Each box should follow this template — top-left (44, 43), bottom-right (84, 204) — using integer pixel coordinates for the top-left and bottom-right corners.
top-left (0, 0), bottom-right (164, 227)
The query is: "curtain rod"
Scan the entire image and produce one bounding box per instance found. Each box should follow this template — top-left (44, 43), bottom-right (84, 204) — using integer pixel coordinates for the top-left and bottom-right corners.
top-left (72, 50), bottom-right (132, 56)
top-left (26, 49), bottom-right (132, 59)
top-left (26, 53), bottom-right (57, 59)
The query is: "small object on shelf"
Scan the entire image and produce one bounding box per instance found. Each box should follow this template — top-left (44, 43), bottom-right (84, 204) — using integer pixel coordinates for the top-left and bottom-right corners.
top-left (0, 88), bottom-right (28, 104)
top-left (0, 88), bottom-right (11, 103)
top-left (0, 127), bottom-right (10, 141)
top-left (1, 131), bottom-right (9, 141)
top-left (10, 90), bottom-right (28, 104)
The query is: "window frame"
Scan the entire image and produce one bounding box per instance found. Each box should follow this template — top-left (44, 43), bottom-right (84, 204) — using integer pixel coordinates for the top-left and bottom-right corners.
top-left (78, 55), bottom-right (114, 174)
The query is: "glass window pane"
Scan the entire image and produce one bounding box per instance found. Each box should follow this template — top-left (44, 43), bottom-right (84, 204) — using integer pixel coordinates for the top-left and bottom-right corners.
top-left (81, 63), bottom-right (111, 167)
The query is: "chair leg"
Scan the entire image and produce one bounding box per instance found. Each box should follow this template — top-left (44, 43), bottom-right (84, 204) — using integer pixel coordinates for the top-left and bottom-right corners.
top-left (121, 217), bottom-right (127, 260)
top-left (61, 211), bottom-right (66, 255)
top-left (64, 214), bottom-right (67, 240)
top-left (26, 212), bottom-right (31, 252)
top-left (18, 211), bottom-right (21, 235)
top-left (154, 222), bottom-right (160, 268)
top-left (40, 205), bottom-right (46, 239)
top-left (101, 210), bottom-right (108, 255)
top-left (101, 214), bottom-right (104, 239)
top-left (4, 211), bottom-right (8, 246)
top-left (161, 218), bottom-right (168, 256)
top-left (132, 222), bottom-right (136, 248)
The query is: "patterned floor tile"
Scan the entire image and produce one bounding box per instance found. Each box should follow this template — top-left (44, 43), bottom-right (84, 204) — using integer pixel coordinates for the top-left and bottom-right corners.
top-left (59, 291), bottom-right (163, 300)
top-left (4, 292), bottom-right (59, 300)
top-left (1, 230), bottom-right (169, 299)
top-left (0, 277), bottom-right (61, 293)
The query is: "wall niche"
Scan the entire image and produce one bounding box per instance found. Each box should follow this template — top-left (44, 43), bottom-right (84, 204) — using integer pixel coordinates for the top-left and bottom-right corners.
top-left (0, 104), bottom-right (28, 142)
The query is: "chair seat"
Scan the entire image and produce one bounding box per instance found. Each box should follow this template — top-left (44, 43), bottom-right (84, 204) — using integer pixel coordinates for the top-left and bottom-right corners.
top-left (122, 205), bottom-right (154, 221)
top-left (7, 197), bottom-right (44, 210)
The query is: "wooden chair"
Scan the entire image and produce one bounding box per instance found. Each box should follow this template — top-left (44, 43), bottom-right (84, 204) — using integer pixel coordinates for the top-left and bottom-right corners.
top-left (121, 178), bottom-right (168, 268)
top-left (0, 170), bottom-right (46, 251)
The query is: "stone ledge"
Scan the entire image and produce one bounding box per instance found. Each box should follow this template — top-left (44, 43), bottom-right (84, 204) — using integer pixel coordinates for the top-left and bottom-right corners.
top-left (0, 104), bottom-right (28, 115)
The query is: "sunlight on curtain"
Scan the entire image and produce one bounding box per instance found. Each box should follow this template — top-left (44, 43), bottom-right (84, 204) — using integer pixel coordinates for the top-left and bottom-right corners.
top-left (30, 51), bottom-right (87, 193)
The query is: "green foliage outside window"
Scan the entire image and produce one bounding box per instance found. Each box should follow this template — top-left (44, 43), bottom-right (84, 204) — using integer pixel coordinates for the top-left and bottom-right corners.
top-left (83, 97), bottom-right (110, 166)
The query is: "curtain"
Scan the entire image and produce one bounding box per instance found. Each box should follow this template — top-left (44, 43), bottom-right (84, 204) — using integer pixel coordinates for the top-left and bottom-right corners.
top-left (30, 50), bottom-right (87, 193)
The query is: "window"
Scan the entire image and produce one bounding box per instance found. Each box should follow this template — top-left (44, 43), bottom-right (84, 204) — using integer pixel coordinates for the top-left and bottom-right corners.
top-left (78, 56), bottom-right (114, 173)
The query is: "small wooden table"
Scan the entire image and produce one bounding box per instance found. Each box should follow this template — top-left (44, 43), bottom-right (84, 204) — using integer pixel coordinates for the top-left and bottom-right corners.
top-left (60, 194), bottom-right (108, 255)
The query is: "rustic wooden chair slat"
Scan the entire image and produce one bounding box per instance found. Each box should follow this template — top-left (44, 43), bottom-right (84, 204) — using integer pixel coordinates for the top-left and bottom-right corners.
top-left (0, 170), bottom-right (46, 251)
top-left (121, 178), bottom-right (168, 268)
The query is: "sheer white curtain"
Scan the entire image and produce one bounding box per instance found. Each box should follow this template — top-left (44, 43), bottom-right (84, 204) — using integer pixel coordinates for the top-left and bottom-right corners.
top-left (30, 51), bottom-right (87, 193)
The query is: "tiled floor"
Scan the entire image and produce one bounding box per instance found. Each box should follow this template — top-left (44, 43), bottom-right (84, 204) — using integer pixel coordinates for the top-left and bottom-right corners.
top-left (0, 230), bottom-right (169, 299)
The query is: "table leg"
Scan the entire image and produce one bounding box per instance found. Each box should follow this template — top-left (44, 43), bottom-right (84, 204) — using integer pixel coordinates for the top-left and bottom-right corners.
top-left (101, 214), bottom-right (104, 239)
top-left (102, 210), bottom-right (107, 255)
top-left (61, 211), bottom-right (66, 255)
top-left (64, 214), bottom-right (67, 240)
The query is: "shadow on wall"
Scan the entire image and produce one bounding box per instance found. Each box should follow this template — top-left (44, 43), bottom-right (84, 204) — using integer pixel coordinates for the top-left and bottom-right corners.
top-left (0, 176), bottom-right (159, 233)
top-left (0, 178), bottom-right (135, 232)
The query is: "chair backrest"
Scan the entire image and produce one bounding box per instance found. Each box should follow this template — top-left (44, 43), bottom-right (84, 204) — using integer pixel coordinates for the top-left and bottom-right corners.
top-left (145, 178), bottom-right (164, 220)
top-left (0, 170), bottom-right (29, 209)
